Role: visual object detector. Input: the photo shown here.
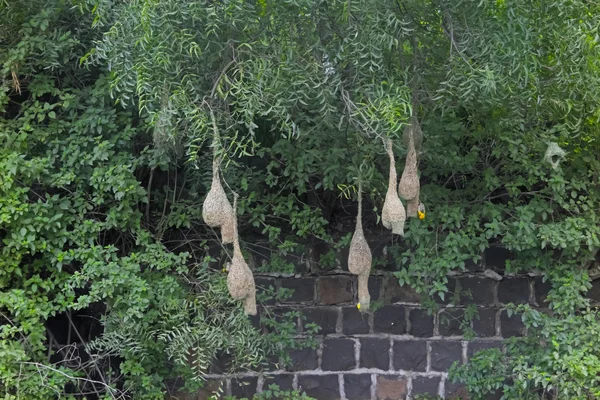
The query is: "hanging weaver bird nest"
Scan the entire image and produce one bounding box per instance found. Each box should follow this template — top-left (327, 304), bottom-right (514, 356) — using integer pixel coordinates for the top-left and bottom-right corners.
top-left (407, 196), bottom-right (419, 218)
top-left (544, 142), bottom-right (566, 170)
top-left (202, 157), bottom-right (235, 244)
top-left (226, 194), bottom-right (257, 316)
top-left (402, 116), bottom-right (423, 152)
top-left (348, 182), bottom-right (372, 311)
top-left (381, 138), bottom-right (406, 235)
top-left (398, 127), bottom-right (420, 203)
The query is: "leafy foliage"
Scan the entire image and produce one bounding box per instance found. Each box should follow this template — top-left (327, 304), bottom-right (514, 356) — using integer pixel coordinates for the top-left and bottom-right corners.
top-left (3, 0), bottom-right (600, 398)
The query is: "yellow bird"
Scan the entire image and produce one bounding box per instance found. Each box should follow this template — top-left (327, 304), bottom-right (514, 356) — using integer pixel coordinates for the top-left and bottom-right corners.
top-left (417, 203), bottom-right (426, 220)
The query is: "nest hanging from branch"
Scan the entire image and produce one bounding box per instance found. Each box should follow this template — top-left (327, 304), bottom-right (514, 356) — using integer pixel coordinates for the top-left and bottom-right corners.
top-left (348, 182), bottom-right (372, 311)
top-left (381, 138), bottom-right (406, 235)
top-left (226, 194), bottom-right (257, 316)
top-left (202, 158), bottom-right (235, 244)
top-left (202, 113), bottom-right (234, 244)
top-left (402, 116), bottom-right (423, 152)
top-left (398, 124), bottom-right (420, 207)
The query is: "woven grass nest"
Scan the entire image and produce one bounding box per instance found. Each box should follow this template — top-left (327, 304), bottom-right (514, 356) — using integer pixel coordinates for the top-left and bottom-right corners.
top-left (347, 183), bottom-right (372, 311)
top-left (381, 138), bottom-right (406, 235)
top-left (398, 123), bottom-right (421, 217)
top-left (226, 194), bottom-right (257, 316)
top-left (202, 158), bottom-right (235, 244)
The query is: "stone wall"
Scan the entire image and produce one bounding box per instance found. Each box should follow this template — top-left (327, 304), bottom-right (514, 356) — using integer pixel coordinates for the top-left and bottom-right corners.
top-left (183, 246), bottom-right (600, 400)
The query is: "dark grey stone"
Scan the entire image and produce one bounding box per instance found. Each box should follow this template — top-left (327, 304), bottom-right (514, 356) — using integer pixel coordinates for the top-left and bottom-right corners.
top-left (589, 280), bottom-right (600, 303)
top-left (231, 377), bottom-right (258, 399)
top-left (317, 276), bottom-right (354, 305)
top-left (534, 277), bottom-right (552, 306)
top-left (408, 308), bottom-right (434, 337)
top-left (457, 277), bottom-right (496, 305)
top-left (322, 338), bottom-right (356, 371)
top-left (298, 375), bottom-right (341, 400)
top-left (342, 306), bottom-right (371, 334)
top-left (484, 246), bottom-right (513, 272)
top-left (344, 374), bottom-right (372, 400)
top-left (360, 338), bottom-right (389, 370)
top-left (500, 310), bottom-right (525, 337)
top-left (301, 307), bottom-right (338, 335)
top-left (430, 341), bottom-right (463, 371)
top-left (255, 277), bottom-right (277, 306)
top-left (286, 347), bottom-right (318, 371)
top-left (262, 374), bottom-right (294, 392)
top-left (392, 340), bottom-right (426, 372)
top-left (438, 309), bottom-right (464, 336)
top-left (279, 277), bottom-right (315, 303)
top-left (411, 376), bottom-right (440, 397)
top-left (473, 308), bottom-right (497, 337)
top-left (467, 340), bottom-right (503, 359)
top-left (433, 279), bottom-right (457, 304)
top-left (445, 382), bottom-right (470, 400)
top-left (383, 277), bottom-right (420, 303)
top-left (369, 275), bottom-right (382, 301)
top-left (498, 278), bottom-right (530, 305)
top-left (374, 305), bottom-right (406, 334)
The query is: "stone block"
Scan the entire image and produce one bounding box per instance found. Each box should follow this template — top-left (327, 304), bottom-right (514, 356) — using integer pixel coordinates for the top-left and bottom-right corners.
top-left (317, 276), bottom-right (354, 305)
top-left (298, 375), bottom-right (341, 400)
top-left (322, 338), bottom-right (356, 371)
top-left (376, 375), bottom-right (408, 400)
top-left (534, 277), bottom-right (552, 306)
top-left (231, 377), bottom-right (258, 399)
top-left (484, 246), bottom-right (513, 272)
top-left (433, 279), bottom-right (457, 304)
top-left (500, 310), bottom-right (525, 337)
top-left (438, 309), bottom-right (465, 336)
top-left (369, 275), bottom-right (382, 301)
top-left (430, 341), bottom-right (463, 371)
top-left (262, 374), bottom-right (294, 392)
top-left (498, 278), bottom-right (530, 305)
top-left (342, 306), bottom-right (370, 334)
top-left (286, 347), bottom-right (318, 371)
top-left (374, 305), bottom-right (406, 334)
top-left (446, 382), bottom-right (470, 400)
top-left (467, 341), bottom-right (503, 359)
top-left (210, 351), bottom-right (232, 374)
top-left (383, 277), bottom-right (420, 303)
top-left (589, 280), bottom-right (600, 303)
top-left (411, 376), bottom-right (440, 397)
top-left (392, 340), bottom-right (426, 372)
top-left (473, 308), bottom-right (497, 337)
top-left (408, 308), bottom-right (434, 337)
top-left (457, 277), bottom-right (495, 305)
top-left (301, 307), bottom-right (339, 335)
top-left (279, 277), bottom-right (315, 303)
top-left (197, 378), bottom-right (224, 400)
top-left (255, 277), bottom-right (277, 306)
top-left (360, 338), bottom-right (390, 370)
top-left (263, 307), bottom-right (298, 334)
top-left (344, 374), bottom-right (372, 400)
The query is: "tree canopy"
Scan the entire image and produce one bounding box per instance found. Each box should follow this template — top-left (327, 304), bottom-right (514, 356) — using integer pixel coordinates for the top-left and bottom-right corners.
top-left (2, 0), bottom-right (600, 398)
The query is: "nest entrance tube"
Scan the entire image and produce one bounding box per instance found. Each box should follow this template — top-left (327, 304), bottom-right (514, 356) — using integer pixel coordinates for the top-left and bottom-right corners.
top-left (226, 194), bottom-right (257, 316)
top-left (381, 138), bottom-right (406, 235)
top-left (347, 181), bottom-right (372, 311)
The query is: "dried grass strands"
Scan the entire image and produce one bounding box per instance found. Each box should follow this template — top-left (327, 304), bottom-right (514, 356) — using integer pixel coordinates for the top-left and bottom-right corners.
top-left (202, 111), bottom-right (235, 244)
top-left (402, 115), bottom-right (423, 152)
top-left (381, 138), bottom-right (406, 236)
top-left (407, 196), bottom-right (420, 218)
top-left (202, 158), bottom-right (235, 244)
top-left (398, 126), bottom-right (420, 203)
top-left (226, 194), bottom-right (257, 315)
top-left (347, 182), bottom-right (372, 311)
